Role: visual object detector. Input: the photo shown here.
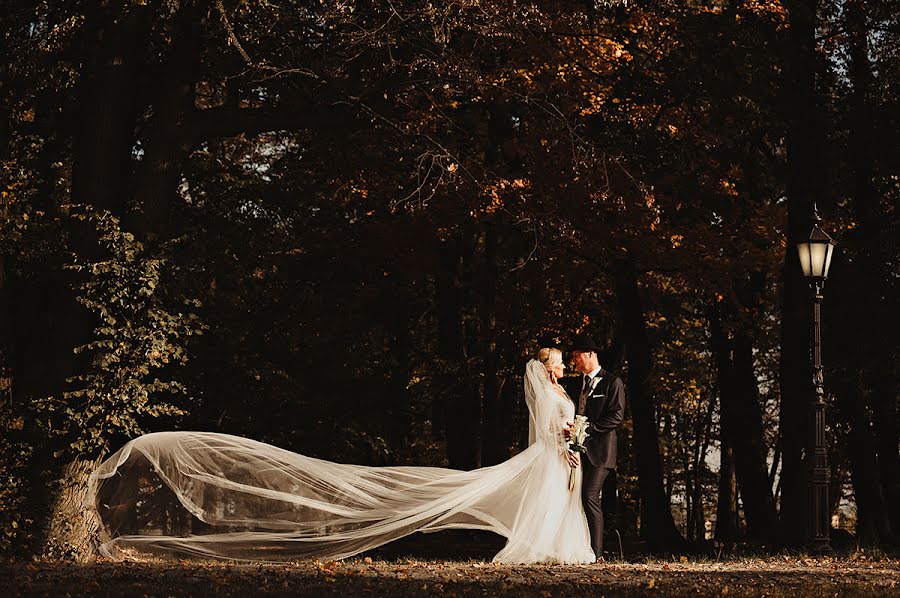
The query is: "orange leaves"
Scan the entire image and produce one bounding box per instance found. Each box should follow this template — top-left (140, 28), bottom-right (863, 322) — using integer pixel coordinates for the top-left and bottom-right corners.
top-left (719, 179), bottom-right (739, 197)
top-left (579, 90), bottom-right (610, 117)
top-left (315, 560), bottom-right (341, 573)
top-left (577, 314), bottom-right (591, 332)
top-left (738, 0), bottom-right (789, 28)
top-left (471, 178), bottom-right (530, 218)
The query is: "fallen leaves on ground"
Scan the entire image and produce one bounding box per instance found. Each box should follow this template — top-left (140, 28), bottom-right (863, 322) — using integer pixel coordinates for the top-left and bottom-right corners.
top-left (2, 555), bottom-right (898, 597)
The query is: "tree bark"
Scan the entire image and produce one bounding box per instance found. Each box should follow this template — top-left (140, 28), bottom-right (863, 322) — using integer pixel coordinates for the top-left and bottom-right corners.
top-left (436, 233), bottom-right (481, 470)
top-left (732, 327), bottom-right (779, 541)
top-left (690, 393), bottom-right (715, 542)
top-left (480, 223), bottom-right (507, 465)
top-left (126, 0), bottom-right (208, 238)
top-left (387, 276), bottom-right (413, 450)
top-left (710, 305), bottom-right (778, 542)
top-left (836, 376), bottom-right (892, 545)
top-left (42, 458), bottom-right (104, 562)
top-left (840, 0), bottom-right (900, 544)
top-left (614, 256), bottom-right (685, 552)
top-left (12, 2), bottom-right (155, 560)
top-left (710, 314), bottom-right (739, 543)
top-left (780, 0), bottom-right (822, 546)
top-left (71, 1), bottom-right (153, 214)
top-left (715, 441), bottom-right (740, 542)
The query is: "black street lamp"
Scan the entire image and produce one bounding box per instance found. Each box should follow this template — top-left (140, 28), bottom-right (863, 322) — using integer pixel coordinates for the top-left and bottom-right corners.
top-left (796, 205), bottom-right (836, 552)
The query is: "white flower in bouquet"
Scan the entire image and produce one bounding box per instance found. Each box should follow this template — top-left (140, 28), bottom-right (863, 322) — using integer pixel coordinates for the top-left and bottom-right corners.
top-left (568, 415), bottom-right (590, 450)
top-left (566, 415), bottom-right (590, 491)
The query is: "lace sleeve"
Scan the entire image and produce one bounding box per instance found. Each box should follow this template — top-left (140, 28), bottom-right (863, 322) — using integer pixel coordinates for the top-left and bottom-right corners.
top-left (524, 360), bottom-right (568, 454)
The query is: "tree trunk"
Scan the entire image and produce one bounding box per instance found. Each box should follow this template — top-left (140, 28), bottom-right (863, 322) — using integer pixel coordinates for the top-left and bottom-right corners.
top-left (871, 385), bottom-right (900, 543)
top-left (844, 0), bottom-right (900, 543)
top-left (42, 458), bottom-right (104, 562)
top-left (26, 3), bottom-right (155, 560)
top-left (732, 328), bottom-right (779, 541)
top-left (436, 234), bottom-right (481, 470)
top-left (715, 441), bottom-right (740, 542)
top-left (839, 379), bottom-right (893, 545)
top-left (126, 0), bottom-right (208, 238)
top-left (691, 393), bottom-right (715, 542)
top-left (480, 223), bottom-right (506, 465)
top-left (710, 313), bottom-right (739, 543)
top-left (780, 0), bottom-right (822, 546)
top-left (387, 279), bottom-right (412, 449)
top-left (614, 256), bottom-right (685, 552)
top-left (710, 306), bottom-right (778, 542)
top-left (71, 1), bottom-right (152, 214)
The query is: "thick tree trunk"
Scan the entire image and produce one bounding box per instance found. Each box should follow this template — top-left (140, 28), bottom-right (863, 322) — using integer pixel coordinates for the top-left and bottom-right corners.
top-left (71, 2), bottom-right (152, 213)
top-left (13, 2), bottom-right (155, 560)
top-left (871, 386), bottom-right (900, 543)
top-left (614, 256), bottom-right (685, 552)
top-left (715, 442), bottom-right (740, 542)
top-left (710, 307), bottom-right (778, 542)
top-left (480, 223), bottom-right (506, 465)
top-left (780, 0), bottom-right (822, 547)
top-left (436, 234), bottom-right (481, 470)
top-left (711, 314), bottom-right (739, 543)
top-left (826, 241), bottom-right (893, 545)
top-left (732, 329), bottom-right (779, 541)
top-left (387, 280), bottom-right (412, 449)
top-left (126, 0), bottom-right (208, 238)
top-left (844, 0), bottom-right (900, 544)
top-left (42, 458), bottom-right (104, 562)
top-left (11, 0), bottom-right (154, 407)
top-left (690, 394), bottom-right (715, 542)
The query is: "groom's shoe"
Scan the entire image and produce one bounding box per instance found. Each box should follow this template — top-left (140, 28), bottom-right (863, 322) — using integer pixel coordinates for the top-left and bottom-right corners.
top-left (594, 556), bottom-right (606, 564)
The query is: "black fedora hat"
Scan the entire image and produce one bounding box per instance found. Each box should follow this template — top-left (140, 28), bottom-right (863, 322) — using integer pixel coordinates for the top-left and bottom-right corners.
top-left (571, 333), bottom-right (601, 353)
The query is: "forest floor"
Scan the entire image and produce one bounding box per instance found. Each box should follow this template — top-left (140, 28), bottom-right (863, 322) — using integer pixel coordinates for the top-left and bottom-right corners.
top-left (4, 553), bottom-right (899, 597)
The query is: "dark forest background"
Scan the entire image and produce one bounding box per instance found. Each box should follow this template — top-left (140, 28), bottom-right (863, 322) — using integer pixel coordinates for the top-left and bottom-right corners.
top-left (0, 0), bottom-right (897, 560)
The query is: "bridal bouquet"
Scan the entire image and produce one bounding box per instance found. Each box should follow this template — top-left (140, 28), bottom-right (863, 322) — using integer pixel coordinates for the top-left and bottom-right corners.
top-left (566, 415), bottom-right (590, 491)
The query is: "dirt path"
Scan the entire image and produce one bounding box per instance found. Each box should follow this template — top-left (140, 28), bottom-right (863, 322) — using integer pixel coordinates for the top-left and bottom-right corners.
top-left (4, 556), bottom-right (899, 597)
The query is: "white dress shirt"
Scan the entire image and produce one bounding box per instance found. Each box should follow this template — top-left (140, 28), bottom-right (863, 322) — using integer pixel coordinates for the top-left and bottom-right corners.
top-left (581, 366), bottom-right (603, 394)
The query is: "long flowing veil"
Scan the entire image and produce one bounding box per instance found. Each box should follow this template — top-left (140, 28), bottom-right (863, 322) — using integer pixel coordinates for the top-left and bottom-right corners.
top-left (85, 360), bottom-right (581, 562)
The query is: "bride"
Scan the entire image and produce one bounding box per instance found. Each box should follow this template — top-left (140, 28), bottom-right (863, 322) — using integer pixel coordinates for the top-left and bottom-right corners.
top-left (87, 348), bottom-right (595, 564)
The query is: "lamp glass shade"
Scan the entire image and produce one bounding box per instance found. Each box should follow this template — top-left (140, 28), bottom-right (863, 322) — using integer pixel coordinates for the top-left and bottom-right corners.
top-left (809, 241), bottom-right (829, 278)
top-left (797, 242), bottom-right (813, 277)
top-left (797, 240), bottom-right (836, 279)
top-left (823, 242), bottom-right (834, 278)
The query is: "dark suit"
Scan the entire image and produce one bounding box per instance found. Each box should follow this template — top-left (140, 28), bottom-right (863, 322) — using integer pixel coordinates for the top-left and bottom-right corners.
top-left (563, 369), bottom-right (625, 557)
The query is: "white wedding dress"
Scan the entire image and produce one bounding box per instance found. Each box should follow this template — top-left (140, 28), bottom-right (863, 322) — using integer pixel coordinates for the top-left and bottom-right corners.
top-left (86, 360), bottom-right (595, 564)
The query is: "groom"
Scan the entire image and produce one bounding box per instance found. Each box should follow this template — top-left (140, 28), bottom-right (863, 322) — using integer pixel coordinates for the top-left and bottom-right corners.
top-left (563, 333), bottom-right (626, 561)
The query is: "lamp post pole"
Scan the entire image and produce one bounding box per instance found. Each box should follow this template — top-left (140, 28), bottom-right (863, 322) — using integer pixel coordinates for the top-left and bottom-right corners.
top-left (797, 205), bottom-right (835, 553)
top-left (807, 279), bottom-right (831, 552)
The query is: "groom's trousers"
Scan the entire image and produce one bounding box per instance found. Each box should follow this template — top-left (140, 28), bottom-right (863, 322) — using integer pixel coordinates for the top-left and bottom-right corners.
top-left (581, 464), bottom-right (613, 558)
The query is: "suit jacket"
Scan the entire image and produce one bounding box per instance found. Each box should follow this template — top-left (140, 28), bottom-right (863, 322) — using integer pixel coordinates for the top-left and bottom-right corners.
top-left (563, 370), bottom-right (625, 469)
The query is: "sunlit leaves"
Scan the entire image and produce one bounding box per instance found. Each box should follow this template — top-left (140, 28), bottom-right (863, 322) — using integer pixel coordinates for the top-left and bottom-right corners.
top-left (33, 205), bottom-right (206, 458)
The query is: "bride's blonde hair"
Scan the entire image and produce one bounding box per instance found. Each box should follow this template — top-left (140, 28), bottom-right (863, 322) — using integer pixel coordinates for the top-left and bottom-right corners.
top-left (537, 347), bottom-right (563, 375)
